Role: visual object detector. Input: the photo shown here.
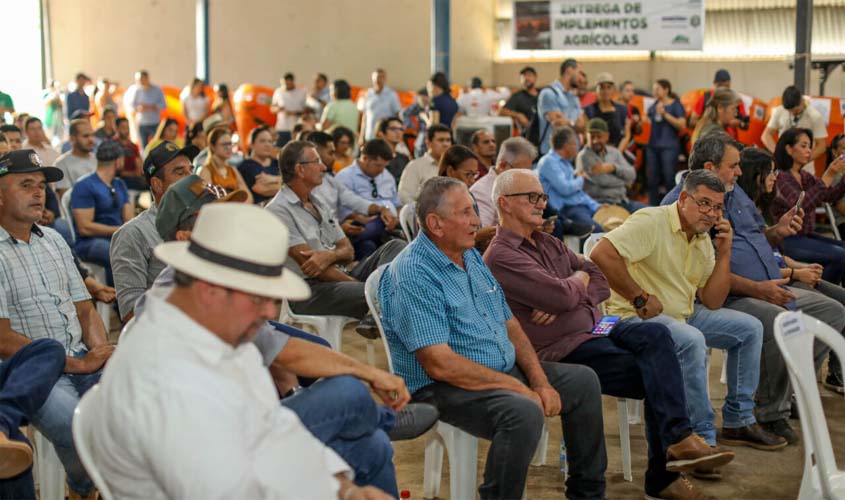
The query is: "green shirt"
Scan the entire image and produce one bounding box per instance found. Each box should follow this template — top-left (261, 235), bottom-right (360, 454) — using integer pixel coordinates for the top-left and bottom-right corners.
top-left (320, 99), bottom-right (359, 133)
top-left (0, 91), bottom-right (13, 123)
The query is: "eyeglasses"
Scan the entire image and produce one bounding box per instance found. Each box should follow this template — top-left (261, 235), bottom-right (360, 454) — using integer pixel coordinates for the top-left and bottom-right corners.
top-left (686, 193), bottom-right (724, 214)
top-left (387, 126), bottom-right (404, 132)
top-left (504, 192), bottom-right (549, 204)
top-left (218, 142), bottom-right (233, 148)
top-left (297, 157), bottom-right (323, 167)
top-left (369, 178), bottom-right (379, 198)
top-left (225, 287), bottom-right (282, 308)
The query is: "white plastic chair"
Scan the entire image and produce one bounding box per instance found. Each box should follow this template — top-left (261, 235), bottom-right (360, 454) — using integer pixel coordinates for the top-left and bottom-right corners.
top-left (399, 203), bottom-right (417, 242)
top-left (72, 385), bottom-right (114, 500)
top-left (33, 430), bottom-right (65, 500)
top-left (60, 189), bottom-right (112, 333)
top-left (278, 299), bottom-right (373, 365)
top-left (774, 311), bottom-right (845, 500)
top-left (675, 169), bottom-right (688, 186)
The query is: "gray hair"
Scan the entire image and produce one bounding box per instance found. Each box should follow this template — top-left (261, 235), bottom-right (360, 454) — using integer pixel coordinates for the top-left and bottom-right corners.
top-left (550, 126), bottom-right (577, 150)
top-left (492, 169), bottom-right (537, 216)
top-left (683, 169), bottom-right (725, 194)
top-left (689, 131), bottom-right (742, 171)
top-left (278, 140), bottom-right (317, 184)
top-left (416, 177), bottom-right (466, 234)
top-left (495, 137), bottom-right (538, 168)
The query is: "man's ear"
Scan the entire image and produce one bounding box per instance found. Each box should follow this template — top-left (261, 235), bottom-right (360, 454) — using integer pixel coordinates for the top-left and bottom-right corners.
top-left (424, 212), bottom-right (443, 237)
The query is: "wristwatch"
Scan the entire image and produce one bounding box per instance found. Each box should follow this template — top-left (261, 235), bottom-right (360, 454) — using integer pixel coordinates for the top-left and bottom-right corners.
top-left (631, 292), bottom-right (650, 310)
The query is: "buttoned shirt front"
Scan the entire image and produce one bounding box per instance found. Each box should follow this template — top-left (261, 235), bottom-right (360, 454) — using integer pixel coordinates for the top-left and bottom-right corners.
top-left (312, 173), bottom-right (373, 221)
top-left (379, 232), bottom-right (515, 394)
top-left (110, 204), bottom-right (165, 319)
top-left (335, 162), bottom-right (400, 219)
top-left (361, 87), bottom-right (401, 140)
top-left (0, 225), bottom-right (89, 353)
top-left (397, 153), bottom-right (439, 205)
top-left (266, 186), bottom-right (346, 279)
top-left (537, 150), bottom-right (598, 213)
top-left (603, 203), bottom-right (715, 320)
top-left (93, 295), bottom-right (349, 499)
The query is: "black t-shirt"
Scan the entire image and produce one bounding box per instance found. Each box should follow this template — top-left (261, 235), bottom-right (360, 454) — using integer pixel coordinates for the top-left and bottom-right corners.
top-left (503, 89), bottom-right (539, 120)
top-left (584, 102), bottom-right (628, 147)
top-left (238, 158), bottom-right (280, 205)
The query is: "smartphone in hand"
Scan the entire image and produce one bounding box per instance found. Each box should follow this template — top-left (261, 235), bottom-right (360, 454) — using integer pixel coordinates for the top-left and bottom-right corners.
top-left (794, 191), bottom-right (805, 212)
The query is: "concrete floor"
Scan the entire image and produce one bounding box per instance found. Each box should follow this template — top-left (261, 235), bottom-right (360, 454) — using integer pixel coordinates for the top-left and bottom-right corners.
top-left (338, 328), bottom-right (845, 500)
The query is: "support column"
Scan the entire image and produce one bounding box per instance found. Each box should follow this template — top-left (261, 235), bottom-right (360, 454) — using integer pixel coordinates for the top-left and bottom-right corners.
top-left (793, 0), bottom-right (812, 94)
top-left (431, 0), bottom-right (450, 77)
top-left (196, 0), bottom-right (210, 83)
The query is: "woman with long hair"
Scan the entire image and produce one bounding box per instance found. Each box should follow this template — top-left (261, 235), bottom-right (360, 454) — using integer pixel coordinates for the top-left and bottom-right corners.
top-left (144, 118), bottom-right (181, 156)
top-left (331, 126), bottom-right (356, 173)
top-left (771, 127), bottom-right (845, 285)
top-left (197, 127), bottom-right (253, 204)
top-left (691, 88), bottom-right (740, 145)
top-left (238, 126), bottom-right (281, 205)
top-left (181, 78), bottom-right (210, 126)
top-left (644, 79), bottom-right (687, 205)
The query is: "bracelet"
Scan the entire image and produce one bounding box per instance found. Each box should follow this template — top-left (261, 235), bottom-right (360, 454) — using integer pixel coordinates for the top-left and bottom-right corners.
top-left (789, 268), bottom-right (795, 280)
top-left (342, 485), bottom-right (359, 500)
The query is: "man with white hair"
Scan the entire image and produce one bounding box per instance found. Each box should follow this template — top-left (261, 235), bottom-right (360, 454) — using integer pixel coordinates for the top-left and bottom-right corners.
top-left (470, 136), bottom-right (537, 228)
top-left (91, 203), bottom-right (394, 500)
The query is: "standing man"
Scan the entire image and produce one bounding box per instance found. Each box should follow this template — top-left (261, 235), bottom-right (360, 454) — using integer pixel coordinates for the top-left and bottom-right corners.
top-left (65, 72), bottom-right (91, 121)
top-left (127, 70), bottom-right (166, 149)
top-left (380, 176), bottom-right (606, 500)
top-left (499, 66), bottom-right (540, 132)
top-left (22, 117), bottom-right (59, 166)
top-left (591, 170), bottom-right (785, 461)
top-left (110, 141), bottom-right (198, 321)
top-left (55, 119), bottom-right (97, 198)
top-left (307, 72), bottom-right (331, 116)
top-left (761, 85), bottom-right (828, 164)
top-left (360, 68), bottom-right (401, 142)
top-left (397, 124), bottom-right (452, 205)
top-left (471, 136), bottom-right (537, 228)
top-left (271, 72), bottom-right (308, 148)
top-left (537, 59), bottom-right (586, 155)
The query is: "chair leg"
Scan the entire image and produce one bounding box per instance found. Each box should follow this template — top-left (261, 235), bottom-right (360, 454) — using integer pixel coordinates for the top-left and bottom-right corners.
top-left (719, 357), bottom-right (728, 385)
top-left (423, 434), bottom-right (445, 499)
top-left (531, 422), bottom-right (549, 466)
top-left (322, 318), bottom-right (343, 352)
top-left (34, 431), bottom-right (65, 500)
top-left (617, 399), bottom-right (633, 482)
top-left (627, 398), bottom-right (641, 424)
top-left (446, 427), bottom-right (479, 500)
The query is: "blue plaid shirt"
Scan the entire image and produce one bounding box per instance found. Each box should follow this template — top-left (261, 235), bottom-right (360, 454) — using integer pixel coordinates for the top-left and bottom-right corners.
top-left (378, 232), bottom-right (515, 394)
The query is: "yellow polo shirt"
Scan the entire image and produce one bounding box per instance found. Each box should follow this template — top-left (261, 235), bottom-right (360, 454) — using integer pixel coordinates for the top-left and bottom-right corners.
top-left (603, 203), bottom-right (714, 321)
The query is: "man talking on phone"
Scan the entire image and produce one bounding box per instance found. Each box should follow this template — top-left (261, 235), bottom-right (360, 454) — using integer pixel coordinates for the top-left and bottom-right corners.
top-left (484, 169), bottom-right (734, 500)
top-left (662, 132), bottom-right (845, 446)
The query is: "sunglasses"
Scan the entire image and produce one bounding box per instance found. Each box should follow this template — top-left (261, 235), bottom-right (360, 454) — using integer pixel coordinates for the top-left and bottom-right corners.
top-left (369, 178), bottom-right (379, 198)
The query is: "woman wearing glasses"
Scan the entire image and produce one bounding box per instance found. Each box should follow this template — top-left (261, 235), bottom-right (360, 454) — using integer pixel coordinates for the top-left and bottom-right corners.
top-left (438, 145), bottom-right (498, 249)
top-left (197, 127), bottom-right (253, 204)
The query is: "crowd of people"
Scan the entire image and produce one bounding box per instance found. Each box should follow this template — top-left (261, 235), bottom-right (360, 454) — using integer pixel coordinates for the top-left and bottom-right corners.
top-left (0, 57), bottom-right (843, 500)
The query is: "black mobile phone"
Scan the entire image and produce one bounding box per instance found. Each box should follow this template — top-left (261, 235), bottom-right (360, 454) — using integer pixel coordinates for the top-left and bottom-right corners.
top-left (350, 220), bottom-right (365, 227)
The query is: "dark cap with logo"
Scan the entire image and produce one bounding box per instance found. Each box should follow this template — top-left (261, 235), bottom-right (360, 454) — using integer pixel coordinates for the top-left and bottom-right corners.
top-left (0, 149), bottom-right (63, 183)
top-left (143, 141), bottom-right (200, 182)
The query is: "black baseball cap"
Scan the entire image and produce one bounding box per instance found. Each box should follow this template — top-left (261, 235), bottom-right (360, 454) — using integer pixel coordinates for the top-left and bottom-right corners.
top-left (0, 149), bottom-right (63, 183)
top-left (143, 141), bottom-right (200, 181)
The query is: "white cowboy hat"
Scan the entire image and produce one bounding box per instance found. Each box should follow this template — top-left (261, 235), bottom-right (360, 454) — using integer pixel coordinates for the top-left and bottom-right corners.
top-left (154, 203), bottom-right (311, 300)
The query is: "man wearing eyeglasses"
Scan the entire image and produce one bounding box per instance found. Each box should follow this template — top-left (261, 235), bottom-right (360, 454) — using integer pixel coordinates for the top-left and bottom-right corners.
top-left (591, 169), bottom-right (786, 478)
top-left (70, 140), bottom-right (133, 285)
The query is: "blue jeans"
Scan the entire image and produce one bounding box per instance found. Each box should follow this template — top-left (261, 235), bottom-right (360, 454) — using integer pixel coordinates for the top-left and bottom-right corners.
top-left (622, 304), bottom-right (763, 444)
top-left (621, 200), bottom-right (650, 213)
top-left (75, 237), bottom-right (113, 285)
top-left (564, 321), bottom-right (690, 496)
top-left (281, 376), bottom-right (398, 497)
top-left (782, 233), bottom-right (845, 285)
top-left (351, 217), bottom-right (387, 260)
top-left (561, 204), bottom-right (603, 233)
top-left (138, 123), bottom-right (159, 149)
top-left (30, 349), bottom-right (102, 496)
top-left (0, 340), bottom-right (66, 500)
top-left (645, 146), bottom-right (679, 206)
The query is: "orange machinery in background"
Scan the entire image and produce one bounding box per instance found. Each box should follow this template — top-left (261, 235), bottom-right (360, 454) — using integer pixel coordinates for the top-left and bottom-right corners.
top-left (233, 84), bottom-right (276, 148)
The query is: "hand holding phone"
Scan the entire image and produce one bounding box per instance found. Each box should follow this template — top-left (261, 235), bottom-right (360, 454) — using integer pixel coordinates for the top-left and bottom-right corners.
top-left (794, 191), bottom-right (805, 212)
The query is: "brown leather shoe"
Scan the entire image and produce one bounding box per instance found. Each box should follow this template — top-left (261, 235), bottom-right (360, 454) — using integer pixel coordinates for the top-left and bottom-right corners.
top-left (666, 433), bottom-right (735, 472)
top-left (0, 432), bottom-right (32, 479)
top-left (719, 423), bottom-right (788, 451)
top-left (644, 476), bottom-right (715, 500)
top-left (689, 467), bottom-right (722, 481)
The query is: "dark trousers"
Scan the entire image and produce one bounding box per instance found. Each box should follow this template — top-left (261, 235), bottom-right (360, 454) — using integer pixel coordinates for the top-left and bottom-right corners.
top-left (292, 239), bottom-right (406, 318)
top-left (413, 362), bottom-right (606, 500)
top-left (782, 233), bottom-right (845, 285)
top-left (0, 339), bottom-right (67, 500)
top-left (564, 321), bottom-right (691, 496)
top-left (351, 217), bottom-right (387, 260)
top-left (645, 145), bottom-right (679, 206)
top-left (137, 123), bottom-right (159, 149)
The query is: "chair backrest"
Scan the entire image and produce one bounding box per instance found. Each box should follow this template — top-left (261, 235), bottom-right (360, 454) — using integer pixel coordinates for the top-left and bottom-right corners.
top-left (582, 233), bottom-right (606, 261)
top-left (399, 202), bottom-right (418, 242)
top-left (59, 188), bottom-right (76, 242)
top-left (72, 385), bottom-right (114, 500)
top-left (675, 169), bottom-right (688, 186)
top-left (364, 264), bottom-right (394, 374)
top-left (774, 311), bottom-right (845, 496)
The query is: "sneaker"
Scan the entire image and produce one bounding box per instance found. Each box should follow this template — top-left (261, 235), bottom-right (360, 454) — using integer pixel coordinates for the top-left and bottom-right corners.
top-left (719, 423), bottom-right (788, 451)
top-left (355, 314), bottom-right (380, 340)
top-left (760, 419), bottom-right (799, 445)
top-left (665, 434), bottom-right (735, 472)
top-left (387, 403), bottom-right (439, 441)
top-left (689, 468), bottom-right (721, 481)
top-left (644, 476), bottom-right (715, 500)
top-left (824, 371), bottom-right (845, 395)
top-left (0, 431), bottom-right (32, 480)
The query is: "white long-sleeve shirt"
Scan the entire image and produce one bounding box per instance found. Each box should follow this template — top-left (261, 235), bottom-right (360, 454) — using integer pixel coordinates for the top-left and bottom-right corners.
top-left (397, 153), bottom-right (439, 205)
top-left (92, 295), bottom-right (351, 500)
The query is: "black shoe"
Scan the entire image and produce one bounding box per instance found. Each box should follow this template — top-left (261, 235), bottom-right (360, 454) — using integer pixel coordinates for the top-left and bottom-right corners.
top-left (760, 419), bottom-right (799, 445)
top-left (719, 423), bottom-right (788, 451)
top-left (824, 371), bottom-right (845, 395)
top-left (355, 315), bottom-right (380, 340)
top-left (560, 217), bottom-right (594, 239)
top-left (387, 403), bottom-right (439, 441)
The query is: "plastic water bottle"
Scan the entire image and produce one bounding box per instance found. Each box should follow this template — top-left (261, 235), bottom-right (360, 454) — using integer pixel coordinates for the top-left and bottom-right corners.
top-left (559, 438), bottom-right (568, 478)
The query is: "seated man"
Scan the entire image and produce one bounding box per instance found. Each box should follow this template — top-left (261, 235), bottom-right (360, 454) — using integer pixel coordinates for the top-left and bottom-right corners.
top-left (91, 203), bottom-right (394, 500)
top-left (379, 176), bottom-right (606, 500)
top-left (591, 170), bottom-right (785, 469)
top-left (266, 140), bottom-right (405, 335)
top-left (470, 136), bottom-right (537, 228)
top-left (576, 118), bottom-right (647, 213)
top-left (0, 149), bottom-right (113, 500)
top-left (470, 129), bottom-right (497, 178)
top-left (70, 140), bottom-right (133, 284)
top-left (54, 118), bottom-right (97, 199)
top-left (485, 169), bottom-right (734, 499)
top-left (397, 124), bottom-right (452, 205)
top-left (335, 139), bottom-right (401, 259)
top-left (538, 126), bottom-right (600, 238)
top-left (374, 117), bottom-right (410, 184)
top-left (662, 132), bottom-right (845, 444)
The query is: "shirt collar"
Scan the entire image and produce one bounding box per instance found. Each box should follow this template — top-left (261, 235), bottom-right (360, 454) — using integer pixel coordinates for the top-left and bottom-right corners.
top-left (281, 185), bottom-right (322, 208)
top-left (495, 225), bottom-right (533, 249)
top-left (667, 202), bottom-right (708, 242)
top-left (0, 224), bottom-right (44, 244)
top-left (416, 231), bottom-right (473, 270)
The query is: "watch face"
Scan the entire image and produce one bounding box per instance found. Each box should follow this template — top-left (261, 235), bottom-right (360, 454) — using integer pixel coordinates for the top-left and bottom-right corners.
top-left (633, 295), bottom-right (646, 309)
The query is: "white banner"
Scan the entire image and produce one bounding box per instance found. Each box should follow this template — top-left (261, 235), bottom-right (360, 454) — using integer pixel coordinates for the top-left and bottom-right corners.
top-left (514, 0), bottom-right (705, 51)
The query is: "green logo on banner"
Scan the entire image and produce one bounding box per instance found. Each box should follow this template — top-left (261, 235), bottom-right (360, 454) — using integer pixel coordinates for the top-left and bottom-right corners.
top-left (672, 34), bottom-right (690, 45)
